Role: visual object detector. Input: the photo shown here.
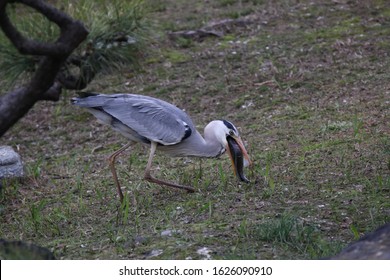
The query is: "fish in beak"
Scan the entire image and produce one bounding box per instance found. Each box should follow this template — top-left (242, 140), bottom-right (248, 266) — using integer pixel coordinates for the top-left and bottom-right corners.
top-left (226, 136), bottom-right (251, 183)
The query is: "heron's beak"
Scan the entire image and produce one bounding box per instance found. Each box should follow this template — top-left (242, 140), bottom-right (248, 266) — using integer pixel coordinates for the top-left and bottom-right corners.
top-left (226, 136), bottom-right (251, 183)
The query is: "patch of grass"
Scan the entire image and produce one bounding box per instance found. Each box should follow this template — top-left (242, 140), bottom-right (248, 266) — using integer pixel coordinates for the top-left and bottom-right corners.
top-left (163, 50), bottom-right (191, 64)
top-left (321, 121), bottom-right (353, 133)
top-left (145, 0), bottom-right (167, 13)
top-left (223, 8), bottom-right (253, 19)
top-left (261, 152), bottom-right (276, 196)
top-left (29, 200), bottom-right (47, 232)
top-left (252, 215), bottom-right (344, 259)
top-left (217, 0), bottom-right (237, 7)
top-left (303, 16), bottom-right (364, 43)
top-left (174, 37), bottom-right (194, 48)
top-left (352, 114), bottom-right (364, 139)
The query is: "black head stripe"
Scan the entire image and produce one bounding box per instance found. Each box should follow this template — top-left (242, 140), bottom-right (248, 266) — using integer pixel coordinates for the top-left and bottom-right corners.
top-left (182, 125), bottom-right (192, 141)
top-left (222, 120), bottom-right (237, 133)
top-left (181, 122), bottom-right (192, 141)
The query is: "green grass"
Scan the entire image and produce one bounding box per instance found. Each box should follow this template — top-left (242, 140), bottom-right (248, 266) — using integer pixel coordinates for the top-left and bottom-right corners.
top-left (251, 214), bottom-right (343, 258)
top-left (1, 0), bottom-right (390, 260)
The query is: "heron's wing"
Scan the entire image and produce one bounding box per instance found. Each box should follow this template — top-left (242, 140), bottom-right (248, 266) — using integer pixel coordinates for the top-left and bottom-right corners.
top-left (74, 94), bottom-right (193, 145)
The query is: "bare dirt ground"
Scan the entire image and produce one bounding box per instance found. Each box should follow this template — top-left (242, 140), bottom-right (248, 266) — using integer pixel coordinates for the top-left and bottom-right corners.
top-left (1, 0), bottom-right (389, 259)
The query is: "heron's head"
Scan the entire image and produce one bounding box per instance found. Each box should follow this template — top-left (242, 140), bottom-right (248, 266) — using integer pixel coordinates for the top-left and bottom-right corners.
top-left (207, 120), bottom-right (252, 183)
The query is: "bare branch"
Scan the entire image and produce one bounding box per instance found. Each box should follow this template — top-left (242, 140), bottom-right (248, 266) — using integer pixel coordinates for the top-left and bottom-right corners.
top-left (0, 0), bottom-right (87, 56)
top-left (39, 82), bottom-right (62, 101)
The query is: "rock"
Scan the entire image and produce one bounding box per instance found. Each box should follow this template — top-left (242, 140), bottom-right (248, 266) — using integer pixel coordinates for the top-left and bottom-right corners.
top-left (0, 146), bottom-right (24, 179)
top-left (330, 223), bottom-right (390, 260)
top-left (0, 239), bottom-right (55, 260)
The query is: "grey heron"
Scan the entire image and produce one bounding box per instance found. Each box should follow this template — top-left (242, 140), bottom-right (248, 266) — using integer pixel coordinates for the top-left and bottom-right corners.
top-left (72, 93), bottom-right (251, 202)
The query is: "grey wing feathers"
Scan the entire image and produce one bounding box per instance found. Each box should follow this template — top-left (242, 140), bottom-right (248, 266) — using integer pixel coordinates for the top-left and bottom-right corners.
top-left (72, 93), bottom-right (193, 145)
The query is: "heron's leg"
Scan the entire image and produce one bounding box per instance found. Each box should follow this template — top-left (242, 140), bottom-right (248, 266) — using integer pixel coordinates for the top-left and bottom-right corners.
top-left (143, 142), bottom-right (195, 192)
top-left (108, 143), bottom-right (132, 203)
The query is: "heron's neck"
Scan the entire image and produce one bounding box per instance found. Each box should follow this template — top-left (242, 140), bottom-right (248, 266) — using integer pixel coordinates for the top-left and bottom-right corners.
top-left (160, 131), bottom-right (224, 158)
top-left (189, 131), bottom-right (224, 157)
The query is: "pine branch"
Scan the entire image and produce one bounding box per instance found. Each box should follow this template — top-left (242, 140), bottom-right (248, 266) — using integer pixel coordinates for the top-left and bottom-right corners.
top-left (1, 0), bottom-right (147, 91)
top-left (0, 0), bottom-right (88, 136)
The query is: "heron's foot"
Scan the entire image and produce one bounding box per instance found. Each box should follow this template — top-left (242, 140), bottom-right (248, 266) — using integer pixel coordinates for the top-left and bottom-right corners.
top-left (144, 173), bottom-right (195, 193)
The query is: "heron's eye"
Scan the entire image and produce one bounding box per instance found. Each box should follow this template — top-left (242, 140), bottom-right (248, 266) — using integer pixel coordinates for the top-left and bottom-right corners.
top-left (229, 130), bottom-right (235, 136)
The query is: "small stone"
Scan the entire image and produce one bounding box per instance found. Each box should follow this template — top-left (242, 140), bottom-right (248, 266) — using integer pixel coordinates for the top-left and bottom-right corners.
top-left (134, 236), bottom-right (147, 245)
top-left (197, 247), bottom-right (212, 260)
top-left (161, 229), bottom-right (181, 237)
top-left (0, 146), bottom-right (24, 179)
top-left (145, 249), bottom-right (163, 258)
